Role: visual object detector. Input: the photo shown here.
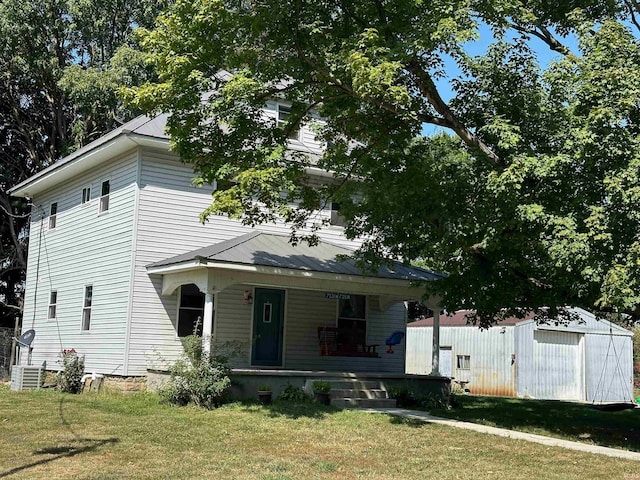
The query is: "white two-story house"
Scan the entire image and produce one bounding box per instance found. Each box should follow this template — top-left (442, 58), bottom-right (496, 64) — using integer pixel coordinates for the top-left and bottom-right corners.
top-left (9, 103), bottom-right (445, 398)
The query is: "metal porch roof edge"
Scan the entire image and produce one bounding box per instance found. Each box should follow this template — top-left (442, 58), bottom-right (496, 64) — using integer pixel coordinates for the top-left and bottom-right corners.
top-left (147, 231), bottom-right (442, 283)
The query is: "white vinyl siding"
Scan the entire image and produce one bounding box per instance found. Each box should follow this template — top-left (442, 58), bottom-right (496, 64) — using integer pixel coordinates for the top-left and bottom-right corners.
top-left (127, 147), bottom-right (365, 375)
top-left (20, 149), bottom-right (138, 375)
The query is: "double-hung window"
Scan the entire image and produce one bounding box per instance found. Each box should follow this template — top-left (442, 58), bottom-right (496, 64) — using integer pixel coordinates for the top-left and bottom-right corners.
top-left (48, 291), bottom-right (57, 319)
top-left (81, 285), bottom-right (93, 331)
top-left (81, 186), bottom-right (91, 204)
top-left (49, 202), bottom-right (57, 229)
top-left (337, 294), bottom-right (367, 347)
top-left (276, 104), bottom-right (300, 141)
top-left (99, 180), bottom-right (110, 213)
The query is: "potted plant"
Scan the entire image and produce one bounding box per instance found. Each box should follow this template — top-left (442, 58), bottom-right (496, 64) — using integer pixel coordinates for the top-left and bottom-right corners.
top-left (312, 380), bottom-right (331, 405)
top-left (257, 384), bottom-right (272, 405)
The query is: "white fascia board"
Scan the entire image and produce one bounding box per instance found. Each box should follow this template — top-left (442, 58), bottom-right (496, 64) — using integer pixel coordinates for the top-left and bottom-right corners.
top-left (128, 133), bottom-right (171, 150)
top-left (9, 135), bottom-right (137, 198)
top-left (147, 259), bottom-right (424, 292)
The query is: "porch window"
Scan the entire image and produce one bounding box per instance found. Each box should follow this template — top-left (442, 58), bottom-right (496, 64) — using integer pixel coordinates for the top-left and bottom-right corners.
top-left (177, 284), bottom-right (205, 337)
top-left (81, 285), bottom-right (92, 331)
top-left (457, 354), bottom-right (471, 370)
top-left (337, 294), bottom-right (367, 347)
top-left (48, 291), bottom-right (57, 319)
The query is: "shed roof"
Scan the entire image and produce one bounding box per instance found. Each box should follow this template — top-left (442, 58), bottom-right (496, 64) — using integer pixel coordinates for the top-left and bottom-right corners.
top-left (148, 231), bottom-right (442, 282)
top-left (408, 310), bottom-right (535, 327)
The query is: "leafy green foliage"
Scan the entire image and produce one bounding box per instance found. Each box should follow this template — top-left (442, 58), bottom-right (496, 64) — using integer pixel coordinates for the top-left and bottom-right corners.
top-left (276, 384), bottom-right (310, 402)
top-left (311, 381), bottom-right (331, 394)
top-left (130, 0), bottom-right (640, 324)
top-left (56, 349), bottom-right (85, 394)
top-left (159, 335), bottom-right (243, 409)
top-left (0, 0), bottom-right (168, 328)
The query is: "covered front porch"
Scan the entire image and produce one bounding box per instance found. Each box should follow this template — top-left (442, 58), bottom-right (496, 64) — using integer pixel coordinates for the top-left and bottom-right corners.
top-left (146, 232), bottom-right (446, 375)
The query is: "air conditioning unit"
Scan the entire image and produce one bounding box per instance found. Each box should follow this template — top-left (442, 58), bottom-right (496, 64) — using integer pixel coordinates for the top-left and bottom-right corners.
top-left (10, 364), bottom-right (45, 391)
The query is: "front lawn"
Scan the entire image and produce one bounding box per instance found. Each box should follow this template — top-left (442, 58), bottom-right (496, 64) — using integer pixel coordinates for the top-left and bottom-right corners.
top-left (433, 395), bottom-right (640, 452)
top-left (1, 386), bottom-right (639, 479)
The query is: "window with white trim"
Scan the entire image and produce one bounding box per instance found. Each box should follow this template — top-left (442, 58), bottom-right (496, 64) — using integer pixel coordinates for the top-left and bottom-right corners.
top-left (177, 284), bottom-right (205, 337)
top-left (99, 180), bottom-right (110, 213)
top-left (337, 294), bottom-right (367, 347)
top-left (329, 202), bottom-right (345, 227)
top-left (81, 285), bottom-right (93, 331)
top-left (276, 104), bottom-right (300, 141)
top-left (49, 202), bottom-right (57, 229)
top-left (81, 186), bottom-right (91, 204)
top-left (48, 291), bottom-right (57, 319)
top-left (457, 354), bottom-right (471, 370)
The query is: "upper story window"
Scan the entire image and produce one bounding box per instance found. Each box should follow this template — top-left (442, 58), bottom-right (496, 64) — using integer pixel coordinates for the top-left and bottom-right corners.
top-left (48, 202), bottom-right (58, 229)
top-left (329, 202), bottom-right (345, 227)
top-left (337, 294), bottom-right (367, 347)
top-left (276, 104), bottom-right (300, 141)
top-left (81, 285), bottom-right (93, 331)
top-left (177, 284), bottom-right (205, 337)
top-left (81, 186), bottom-right (91, 204)
top-left (48, 291), bottom-right (57, 319)
top-left (99, 180), bottom-right (110, 213)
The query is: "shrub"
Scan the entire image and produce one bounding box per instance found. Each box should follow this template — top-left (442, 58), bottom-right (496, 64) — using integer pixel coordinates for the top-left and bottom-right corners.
top-left (312, 380), bottom-right (331, 394)
top-left (277, 384), bottom-right (310, 402)
top-left (387, 386), bottom-right (416, 407)
top-left (57, 349), bottom-right (84, 394)
top-left (159, 335), bottom-right (243, 409)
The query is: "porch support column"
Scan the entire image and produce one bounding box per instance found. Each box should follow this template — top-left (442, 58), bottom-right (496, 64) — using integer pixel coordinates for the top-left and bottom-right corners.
top-left (202, 293), bottom-right (214, 356)
top-left (430, 309), bottom-right (441, 376)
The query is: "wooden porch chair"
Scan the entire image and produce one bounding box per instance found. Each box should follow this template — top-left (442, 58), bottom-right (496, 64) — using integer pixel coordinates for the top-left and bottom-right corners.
top-left (317, 326), bottom-right (338, 356)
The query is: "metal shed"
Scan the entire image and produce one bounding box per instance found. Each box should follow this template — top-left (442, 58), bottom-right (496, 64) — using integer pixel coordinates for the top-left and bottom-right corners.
top-left (406, 307), bottom-right (635, 402)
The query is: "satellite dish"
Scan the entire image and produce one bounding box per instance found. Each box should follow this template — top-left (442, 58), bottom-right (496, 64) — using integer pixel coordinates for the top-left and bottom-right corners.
top-left (15, 329), bottom-right (35, 348)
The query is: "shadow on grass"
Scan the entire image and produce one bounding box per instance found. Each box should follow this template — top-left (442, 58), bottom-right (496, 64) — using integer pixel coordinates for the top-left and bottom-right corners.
top-left (388, 416), bottom-right (427, 428)
top-left (0, 437), bottom-right (119, 478)
top-left (432, 395), bottom-right (640, 451)
top-left (240, 400), bottom-right (340, 419)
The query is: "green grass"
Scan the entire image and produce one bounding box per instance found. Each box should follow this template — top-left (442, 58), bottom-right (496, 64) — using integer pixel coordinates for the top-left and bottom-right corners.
top-left (433, 395), bottom-right (640, 452)
top-left (1, 386), bottom-right (639, 479)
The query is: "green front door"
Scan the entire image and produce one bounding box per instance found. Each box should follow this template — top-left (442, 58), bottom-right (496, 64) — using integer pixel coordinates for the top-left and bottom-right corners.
top-left (251, 288), bottom-right (285, 366)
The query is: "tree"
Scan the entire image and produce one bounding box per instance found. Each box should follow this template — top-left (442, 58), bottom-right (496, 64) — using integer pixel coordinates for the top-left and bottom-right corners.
top-left (128, 0), bottom-right (640, 326)
top-left (0, 0), bottom-right (168, 327)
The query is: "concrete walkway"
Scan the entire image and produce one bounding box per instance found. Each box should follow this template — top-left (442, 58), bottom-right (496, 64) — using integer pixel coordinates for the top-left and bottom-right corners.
top-left (363, 407), bottom-right (640, 462)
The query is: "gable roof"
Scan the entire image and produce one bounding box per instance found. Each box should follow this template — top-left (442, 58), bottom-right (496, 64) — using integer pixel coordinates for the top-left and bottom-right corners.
top-left (9, 114), bottom-right (170, 198)
top-left (148, 231), bottom-right (442, 282)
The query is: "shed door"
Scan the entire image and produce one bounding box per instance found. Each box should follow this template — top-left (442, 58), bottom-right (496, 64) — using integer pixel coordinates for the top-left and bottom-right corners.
top-left (532, 330), bottom-right (584, 401)
top-left (439, 347), bottom-right (453, 377)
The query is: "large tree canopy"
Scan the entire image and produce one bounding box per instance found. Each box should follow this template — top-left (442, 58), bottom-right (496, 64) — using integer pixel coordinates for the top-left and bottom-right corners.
top-left (129, 0), bottom-right (640, 325)
top-left (0, 0), bottom-right (168, 327)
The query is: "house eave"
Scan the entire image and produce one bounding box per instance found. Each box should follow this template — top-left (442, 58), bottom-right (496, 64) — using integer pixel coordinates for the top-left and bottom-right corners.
top-left (147, 259), bottom-right (427, 300)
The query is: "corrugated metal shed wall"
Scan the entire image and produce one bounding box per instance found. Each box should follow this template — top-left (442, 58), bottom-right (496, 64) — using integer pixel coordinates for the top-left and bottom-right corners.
top-left (585, 333), bottom-right (634, 402)
top-left (406, 326), bottom-right (516, 396)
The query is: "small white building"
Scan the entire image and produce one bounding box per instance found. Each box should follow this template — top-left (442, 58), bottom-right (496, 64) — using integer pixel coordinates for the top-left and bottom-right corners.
top-left (406, 308), bottom-right (635, 402)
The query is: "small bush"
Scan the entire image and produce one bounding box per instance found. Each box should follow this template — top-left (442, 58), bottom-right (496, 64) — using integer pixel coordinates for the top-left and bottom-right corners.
top-left (159, 336), bottom-right (243, 409)
top-left (387, 386), bottom-right (415, 407)
top-left (277, 384), bottom-right (310, 402)
top-left (312, 380), bottom-right (331, 394)
top-left (57, 349), bottom-right (84, 394)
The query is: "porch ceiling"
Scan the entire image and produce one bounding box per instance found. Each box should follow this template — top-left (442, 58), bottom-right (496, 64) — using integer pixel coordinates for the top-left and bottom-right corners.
top-left (146, 232), bottom-right (443, 305)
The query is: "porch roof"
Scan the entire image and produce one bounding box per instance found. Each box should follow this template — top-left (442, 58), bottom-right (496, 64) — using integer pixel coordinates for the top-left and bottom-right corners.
top-left (148, 231), bottom-right (442, 282)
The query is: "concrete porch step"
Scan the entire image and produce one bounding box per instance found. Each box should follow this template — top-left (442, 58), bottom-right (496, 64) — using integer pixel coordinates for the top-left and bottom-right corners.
top-left (331, 398), bottom-right (397, 408)
top-left (330, 388), bottom-right (388, 399)
top-left (322, 380), bottom-right (381, 390)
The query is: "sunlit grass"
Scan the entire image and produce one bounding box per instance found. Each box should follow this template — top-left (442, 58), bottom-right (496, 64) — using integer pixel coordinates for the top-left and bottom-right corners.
top-left (1, 386), bottom-right (639, 479)
top-left (433, 394), bottom-right (640, 451)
